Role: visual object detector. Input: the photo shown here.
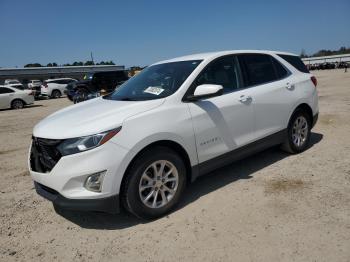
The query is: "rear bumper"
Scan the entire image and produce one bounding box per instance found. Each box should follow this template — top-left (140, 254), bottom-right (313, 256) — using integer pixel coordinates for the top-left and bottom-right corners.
top-left (26, 96), bottom-right (35, 105)
top-left (34, 182), bottom-right (120, 213)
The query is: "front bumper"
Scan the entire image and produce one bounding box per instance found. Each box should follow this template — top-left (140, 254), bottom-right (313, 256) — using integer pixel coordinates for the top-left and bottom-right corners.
top-left (29, 140), bottom-right (132, 212)
top-left (35, 182), bottom-right (120, 213)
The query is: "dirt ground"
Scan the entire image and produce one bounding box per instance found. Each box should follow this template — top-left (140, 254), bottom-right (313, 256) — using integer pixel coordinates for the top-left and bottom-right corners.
top-left (0, 69), bottom-right (349, 262)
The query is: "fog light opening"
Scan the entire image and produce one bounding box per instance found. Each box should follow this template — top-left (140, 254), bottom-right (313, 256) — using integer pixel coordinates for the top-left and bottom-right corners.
top-left (84, 171), bottom-right (106, 192)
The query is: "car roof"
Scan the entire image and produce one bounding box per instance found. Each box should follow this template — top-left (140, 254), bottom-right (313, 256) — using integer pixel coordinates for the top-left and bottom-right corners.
top-left (153, 50), bottom-right (298, 65)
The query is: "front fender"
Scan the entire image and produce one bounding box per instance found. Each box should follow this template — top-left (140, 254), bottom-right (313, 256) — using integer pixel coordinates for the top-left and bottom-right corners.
top-left (110, 132), bottom-right (197, 194)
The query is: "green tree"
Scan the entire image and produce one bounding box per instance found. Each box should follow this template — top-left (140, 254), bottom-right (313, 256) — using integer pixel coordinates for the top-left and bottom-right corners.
top-left (72, 61), bottom-right (83, 66)
top-left (84, 60), bottom-right (95, 66)
top-left (24, 63), bottom-right (42, 68)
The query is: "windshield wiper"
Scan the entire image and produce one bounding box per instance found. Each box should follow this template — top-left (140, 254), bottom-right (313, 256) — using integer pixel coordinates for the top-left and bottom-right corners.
top-left (119, 97), bottom-right (138, 101)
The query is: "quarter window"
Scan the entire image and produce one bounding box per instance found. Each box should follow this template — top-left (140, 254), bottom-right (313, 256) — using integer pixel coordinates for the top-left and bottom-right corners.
top-left (278, 54), bottom-right (309, 73)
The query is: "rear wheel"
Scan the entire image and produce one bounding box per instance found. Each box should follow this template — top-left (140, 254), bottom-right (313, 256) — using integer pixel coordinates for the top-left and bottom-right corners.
top-left (121, 146), bottom-right (187, 219)
top-left (11, 99), bottom-right (24, 109)
top-left (51, 90), bottom-right (61, 99)
top-left (281, 109), bottom-right (311, 153)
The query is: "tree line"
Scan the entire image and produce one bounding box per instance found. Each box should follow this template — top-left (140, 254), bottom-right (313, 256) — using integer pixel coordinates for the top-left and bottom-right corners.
top-left (301, 46), bottom-right (350, 58)
top-left (24, 60), bottom-right (115, 68)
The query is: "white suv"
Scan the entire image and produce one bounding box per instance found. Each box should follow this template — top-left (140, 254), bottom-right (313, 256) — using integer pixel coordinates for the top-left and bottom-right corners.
top-left (29, 50), bottom-right (318, 219)
top-left (41, 78), bottom-right (77, 98)
top-left (27, 80), bottom-right (42, 89)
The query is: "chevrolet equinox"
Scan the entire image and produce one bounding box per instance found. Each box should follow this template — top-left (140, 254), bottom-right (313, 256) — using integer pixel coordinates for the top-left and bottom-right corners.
top-left (29, 50), bottom-right (319, 219)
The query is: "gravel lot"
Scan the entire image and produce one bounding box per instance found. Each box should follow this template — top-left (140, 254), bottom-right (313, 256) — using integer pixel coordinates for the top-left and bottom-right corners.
top-left (0, 69), bottom-right (349, 261)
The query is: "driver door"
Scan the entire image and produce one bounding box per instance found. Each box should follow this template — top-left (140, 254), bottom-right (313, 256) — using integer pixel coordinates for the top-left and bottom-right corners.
top-left (187, 55), bottom-right (256, 164)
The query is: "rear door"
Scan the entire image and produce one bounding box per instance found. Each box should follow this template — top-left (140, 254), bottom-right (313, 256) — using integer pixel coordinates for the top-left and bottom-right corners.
top-left (54, 80), bottom-right (67, 93)
top-left (187, 55), bottom-right (256, 163)
top-left (61, 79), bottom-right (72, 88)
top-left (237, 53), bottom-right (296, 139)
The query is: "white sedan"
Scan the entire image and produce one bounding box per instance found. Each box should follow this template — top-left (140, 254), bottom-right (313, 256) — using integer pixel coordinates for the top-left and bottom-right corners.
top-left (0, 85), bottom-right (35, 109)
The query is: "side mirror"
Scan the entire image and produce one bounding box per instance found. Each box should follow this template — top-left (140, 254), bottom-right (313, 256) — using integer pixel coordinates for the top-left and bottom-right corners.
top-left (187, 84), bottom-right (223, 101)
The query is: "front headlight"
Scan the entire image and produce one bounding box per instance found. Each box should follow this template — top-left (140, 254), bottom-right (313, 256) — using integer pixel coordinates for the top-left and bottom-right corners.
top-left (57, 127), bottom-right (121, 156)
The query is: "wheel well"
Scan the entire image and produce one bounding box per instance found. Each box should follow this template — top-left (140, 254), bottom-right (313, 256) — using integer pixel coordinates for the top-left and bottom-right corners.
top-left (293, 103), bottom-right (313, 124)
top-left (120, 140), bottom-right (192, 191)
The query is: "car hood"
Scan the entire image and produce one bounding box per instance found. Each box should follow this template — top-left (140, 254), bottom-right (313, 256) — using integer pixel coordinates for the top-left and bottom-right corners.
top-left (33, 97), bottom-right (165, 139)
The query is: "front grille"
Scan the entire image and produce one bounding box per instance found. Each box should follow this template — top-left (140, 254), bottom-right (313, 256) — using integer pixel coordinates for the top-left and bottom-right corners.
top-left (30, 137), bottom-right (62, 173)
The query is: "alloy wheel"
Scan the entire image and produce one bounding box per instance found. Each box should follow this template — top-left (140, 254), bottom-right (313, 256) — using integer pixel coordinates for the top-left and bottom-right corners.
top-left (292, 116), bottom-right (308, 147)
top-left (12, 100), bottom-right (24, 109)
top-left (139, 160), bottom-right (179, 209)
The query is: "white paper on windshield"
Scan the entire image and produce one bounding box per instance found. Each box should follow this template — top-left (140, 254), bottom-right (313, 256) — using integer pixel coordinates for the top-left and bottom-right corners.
top-left (143, 86), bottom-right (165, 95)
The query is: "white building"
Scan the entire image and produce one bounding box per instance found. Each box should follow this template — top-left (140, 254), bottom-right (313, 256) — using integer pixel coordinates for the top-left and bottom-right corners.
top-left (302, 54), bottom-right (350, 65)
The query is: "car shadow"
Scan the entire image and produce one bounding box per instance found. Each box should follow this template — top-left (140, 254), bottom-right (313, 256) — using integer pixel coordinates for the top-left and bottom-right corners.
top-left (0, 104), bottom-right (43, 111)
top-left (24, 104), bottom-right (44, 109)
top-left (55, 132), bottom-right (323, 230)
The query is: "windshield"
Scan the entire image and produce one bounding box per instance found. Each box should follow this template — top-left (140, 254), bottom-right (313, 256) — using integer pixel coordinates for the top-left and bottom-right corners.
top-left (104, 60), bottom-right (202, 101)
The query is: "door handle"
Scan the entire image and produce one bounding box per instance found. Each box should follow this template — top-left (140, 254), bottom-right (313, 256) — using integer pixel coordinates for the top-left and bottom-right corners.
top-left (286, 82), bottom-right (295, 90)
top-left (239, 95), bottom-right (252, 103)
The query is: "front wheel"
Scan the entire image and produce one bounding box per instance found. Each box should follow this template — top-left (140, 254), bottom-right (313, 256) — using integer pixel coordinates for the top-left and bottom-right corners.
top-left (74, 88), bottom-right (89, 103)
top-left (121, 146), bottom-right (187, 219)
top-left (281, 109), bottom-right (311, 154)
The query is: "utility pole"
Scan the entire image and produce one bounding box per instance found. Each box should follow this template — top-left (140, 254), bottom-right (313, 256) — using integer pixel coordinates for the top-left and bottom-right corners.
top-left (90, 52), bottom-right (94, 65)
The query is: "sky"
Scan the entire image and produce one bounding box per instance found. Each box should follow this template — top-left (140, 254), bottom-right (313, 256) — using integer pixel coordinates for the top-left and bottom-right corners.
top-left (0, 0), bottom-right (349, 68)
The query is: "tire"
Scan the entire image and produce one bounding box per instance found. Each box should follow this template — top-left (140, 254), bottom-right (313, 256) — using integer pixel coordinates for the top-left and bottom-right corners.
top-left (281, 109), bottom-right (311, 154)
top-left (121, 146), bottom-right (187, 219)
top-left (51, 90), bottom-right (61, 99)
top-left (74, 88), bottom-right (89, 103)
top-left (11, 99), bottom-right (24, 109)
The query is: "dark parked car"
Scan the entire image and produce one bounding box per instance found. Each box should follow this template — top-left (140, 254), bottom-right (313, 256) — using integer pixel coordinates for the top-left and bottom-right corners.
top-left (319, 62), bottom-right (336, 70)
top-left (337, 62), bottom-right (349, 69)
top-left (66, 71), bottom-right (129, 102)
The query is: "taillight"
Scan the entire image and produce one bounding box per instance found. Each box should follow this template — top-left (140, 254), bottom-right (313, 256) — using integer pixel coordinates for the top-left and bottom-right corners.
top-left (43, 82), bottom-right (48, 88)
top-left (311, 76), bottom-right (317, 87)
top-left (29, 91), bottom-right (34, 96)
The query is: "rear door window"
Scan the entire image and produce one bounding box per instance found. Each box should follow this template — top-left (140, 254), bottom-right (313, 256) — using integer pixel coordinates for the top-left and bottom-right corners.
top-left (272, 58), bottom-right (289, 79)
top-left (277, 54), bottom-right (309, 73)
top-left (61, 79), bottom-right (71, 84)
top-left (238, 54), bottom-right (280, 87)
top-left (0, 87), bottom-right (15, 94)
